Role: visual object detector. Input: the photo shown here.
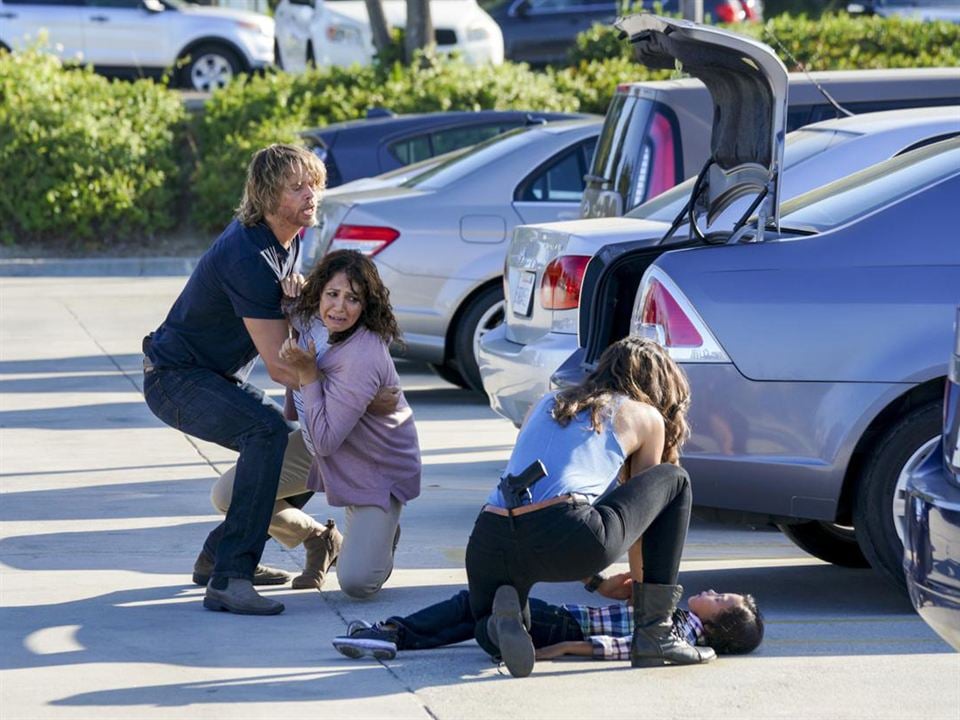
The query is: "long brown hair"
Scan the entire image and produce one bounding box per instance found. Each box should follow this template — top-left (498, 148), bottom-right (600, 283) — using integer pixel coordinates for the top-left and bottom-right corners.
top-left (236, 144), bottom-right (326, 226)
top-left (552, 336), bottom-right (691, 464)
top-left (291, 250), bottom-right (402, 347)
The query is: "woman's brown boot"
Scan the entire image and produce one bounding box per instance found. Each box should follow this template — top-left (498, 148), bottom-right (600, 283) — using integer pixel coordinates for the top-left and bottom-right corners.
top-left (292, 519), bottom-right (343, 590)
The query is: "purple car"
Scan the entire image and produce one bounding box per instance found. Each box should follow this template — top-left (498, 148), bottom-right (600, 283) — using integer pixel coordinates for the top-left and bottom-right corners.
top-left (555, 14), bottom-right (960, 588)
top-left (904, 308), bottom-right (960, 651)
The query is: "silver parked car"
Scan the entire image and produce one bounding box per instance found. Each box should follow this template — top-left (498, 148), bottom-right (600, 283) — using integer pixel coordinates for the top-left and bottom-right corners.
top-left (480, 105), bottom-right (960, 426)
top-left (308, 118), bottom-right (601, 391)
top-left (552, 14), bottom-right (960, 587)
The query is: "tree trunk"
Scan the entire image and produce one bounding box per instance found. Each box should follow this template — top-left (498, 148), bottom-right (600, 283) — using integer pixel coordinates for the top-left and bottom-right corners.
top-left (405, 0), bottom-right (434, 63)
top-left (365, 0), bottom-right (393, 55)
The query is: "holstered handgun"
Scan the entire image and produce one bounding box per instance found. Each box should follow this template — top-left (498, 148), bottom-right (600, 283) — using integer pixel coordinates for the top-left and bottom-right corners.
top-left (498, 459), bottom-right (548, 510)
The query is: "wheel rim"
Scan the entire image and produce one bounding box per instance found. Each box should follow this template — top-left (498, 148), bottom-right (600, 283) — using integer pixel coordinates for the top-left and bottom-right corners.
top-left (892, 436), bottom-right (939, 542)
top-left (191, 54), bottom-right (233, 92)
top-left (472, 299), bottom-right (505, 360)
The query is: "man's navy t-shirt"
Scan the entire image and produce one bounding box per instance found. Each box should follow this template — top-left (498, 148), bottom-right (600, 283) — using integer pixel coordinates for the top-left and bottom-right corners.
top-left (147, 219), bottom-right (299, 379)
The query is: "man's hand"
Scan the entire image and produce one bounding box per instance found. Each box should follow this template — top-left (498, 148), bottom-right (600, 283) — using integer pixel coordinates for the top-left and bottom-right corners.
top-left (596, 572), bottom-right (633, 600)
top-left (279, 337), bottom-right (321, 387)
top-left (368, 386), bottom-right (401, 416)
top-left (281, 273), bottom-right (305, 298)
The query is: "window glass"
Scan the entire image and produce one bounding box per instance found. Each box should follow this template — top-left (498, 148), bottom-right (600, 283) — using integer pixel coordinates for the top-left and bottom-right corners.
top-left (86, 0), bottom-right (141, 7)
top-left (519, 138), bottom-right (596, 202)
top-left (431, 124), bottom-right (513, 155)
top-left (780, 137), bottom-right (960, 231)
top-left (626, 128), bottom-right (859, 223)
top-left (405, 127), bottom-right (533, 190)
top-left (389, 135), bottom-right (432, 165)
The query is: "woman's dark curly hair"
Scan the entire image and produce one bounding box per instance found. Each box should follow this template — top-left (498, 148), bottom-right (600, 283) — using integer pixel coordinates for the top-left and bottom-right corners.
top-left (290, 250), bottom-right (403, 348)
top-left (552, 336), bottom-right (691, 464)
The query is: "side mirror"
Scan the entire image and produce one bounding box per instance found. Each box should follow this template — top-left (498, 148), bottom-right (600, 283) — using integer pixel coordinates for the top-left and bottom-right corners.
top-left (142, 0), bottom-right (164, 13)
top-left (510, 0), bottom-right (533, 18)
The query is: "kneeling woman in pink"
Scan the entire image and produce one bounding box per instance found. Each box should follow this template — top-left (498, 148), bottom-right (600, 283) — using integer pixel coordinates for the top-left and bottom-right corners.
top-left (281, 249), bottom-right (421, 599)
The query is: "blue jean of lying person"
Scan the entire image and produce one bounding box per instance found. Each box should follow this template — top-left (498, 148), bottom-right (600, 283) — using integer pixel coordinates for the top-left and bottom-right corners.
top-left (143, 366), bottom-right (294, 581)
top-left (387, 589), bottom-right (584, 657)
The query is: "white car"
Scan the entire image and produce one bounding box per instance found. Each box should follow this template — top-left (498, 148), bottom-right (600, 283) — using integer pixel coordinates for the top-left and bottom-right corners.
top-left (478, 105), bottom-right (960, 426)
top-left (0, 0), bottom-right (274, 92)
top-left (274, 0), bottom-right (503, 72)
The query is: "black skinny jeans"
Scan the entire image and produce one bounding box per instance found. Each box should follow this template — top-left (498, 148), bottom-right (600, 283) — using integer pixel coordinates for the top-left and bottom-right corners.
top-left (465, 463), bottom-right (691, 652)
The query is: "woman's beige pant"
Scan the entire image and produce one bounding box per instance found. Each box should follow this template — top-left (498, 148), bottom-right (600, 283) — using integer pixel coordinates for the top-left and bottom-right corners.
top-left (211, 428), bottom-right (403, 599)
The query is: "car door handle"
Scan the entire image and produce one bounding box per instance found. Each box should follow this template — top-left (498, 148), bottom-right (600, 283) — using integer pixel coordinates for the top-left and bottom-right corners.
top-left (0, 11), bottom-right (17, 18)
top-left (89, 15), bottom-right (110, 22)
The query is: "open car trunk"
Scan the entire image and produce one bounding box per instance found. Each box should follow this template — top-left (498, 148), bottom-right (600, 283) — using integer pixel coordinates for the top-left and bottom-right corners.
top-left (617, 14), bottom-right (788, 227)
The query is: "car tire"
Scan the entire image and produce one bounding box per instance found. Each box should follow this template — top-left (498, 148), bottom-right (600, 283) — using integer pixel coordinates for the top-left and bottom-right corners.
top-left (428, 362), bottom-right (469, 390)
top-left (452, 286), bottom-right (504, 393)
top-left (853, 402), bottom-right (941, 589)
top-left (777, 521), bottom-right (870, 568)
top-left (181, 43), bottom-right (241, 92)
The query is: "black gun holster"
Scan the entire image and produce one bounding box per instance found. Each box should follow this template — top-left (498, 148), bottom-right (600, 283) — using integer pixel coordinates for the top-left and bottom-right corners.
top-left (498, 459), bottom-right (548, 511)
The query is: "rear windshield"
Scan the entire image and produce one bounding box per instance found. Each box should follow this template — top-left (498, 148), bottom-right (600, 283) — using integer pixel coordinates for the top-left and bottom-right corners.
top-left (589, 94), bottom-right (654, 188)
top-left (626, 127), bottom-right (860, 223)
top-left (403, 127), bottom-right (534, 190)
top-left (779, 136), bottom-right (960, 230)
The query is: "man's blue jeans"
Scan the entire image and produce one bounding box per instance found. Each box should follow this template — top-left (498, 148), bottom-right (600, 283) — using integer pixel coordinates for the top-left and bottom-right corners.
top-left (144, 366), bottom-right (292, 580)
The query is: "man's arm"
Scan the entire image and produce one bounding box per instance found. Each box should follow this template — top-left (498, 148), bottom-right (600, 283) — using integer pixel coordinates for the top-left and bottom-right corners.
top-left (243, 317), bottom-right (301, 389)
top-left (535, 641), bottom-right (595, 660)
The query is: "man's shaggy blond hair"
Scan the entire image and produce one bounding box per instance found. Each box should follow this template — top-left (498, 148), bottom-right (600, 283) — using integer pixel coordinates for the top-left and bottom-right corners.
top-left (236, 144), bottom-right (327, 226)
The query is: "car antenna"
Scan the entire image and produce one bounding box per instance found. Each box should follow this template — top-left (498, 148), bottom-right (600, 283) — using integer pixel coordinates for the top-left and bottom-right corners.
top-left (762, 27), bottom-right (854, 118)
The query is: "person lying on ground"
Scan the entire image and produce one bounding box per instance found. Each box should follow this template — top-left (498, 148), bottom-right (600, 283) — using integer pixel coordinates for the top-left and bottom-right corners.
top-left (331, 581), bottom-right (763, 661)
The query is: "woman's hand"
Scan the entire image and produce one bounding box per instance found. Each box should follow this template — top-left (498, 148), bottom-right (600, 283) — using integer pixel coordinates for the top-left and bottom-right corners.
top-left (281, 273), bottom-right (305, 298)
top-left (368, 386), bottom-right (401, 415)
top-left (279, 337), bottom-right (321, 387)
top-left (596, 572), bottom-right (634, 600)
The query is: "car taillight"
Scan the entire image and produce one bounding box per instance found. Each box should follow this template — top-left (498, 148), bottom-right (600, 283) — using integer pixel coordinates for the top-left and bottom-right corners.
top-left (540, 255), bottom-right (591, 311)
top-left (714, 0), bottom-right (746, 23)
top-left (631, 266), bottom-right (729, 363)
top-left (739, 0), bottom-right (761, 21)
top-left (632, 111), bottom-right (677, 208)
top-left (330, 224), bottom-right (399, 256)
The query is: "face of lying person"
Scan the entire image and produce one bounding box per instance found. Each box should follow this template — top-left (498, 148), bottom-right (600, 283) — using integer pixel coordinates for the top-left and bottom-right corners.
top-left (319, 271), bottom-right (363, 334)
top-left (687, 590), bottom-right (746, 622)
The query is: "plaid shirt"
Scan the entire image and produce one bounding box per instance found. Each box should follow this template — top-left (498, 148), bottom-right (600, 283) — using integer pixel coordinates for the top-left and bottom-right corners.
top-left (560, 603), bottom-right (704, 661)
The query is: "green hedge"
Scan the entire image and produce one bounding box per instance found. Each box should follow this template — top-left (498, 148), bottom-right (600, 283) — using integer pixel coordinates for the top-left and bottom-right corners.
top-left (0, 48), bottom-right (186, 246)
top-left (568, 12), bottom-right (960, 69)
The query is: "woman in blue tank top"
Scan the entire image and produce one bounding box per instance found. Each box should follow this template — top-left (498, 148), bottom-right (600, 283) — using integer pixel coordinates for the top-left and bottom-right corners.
top-left (465, 336), bottom-right (713, 677)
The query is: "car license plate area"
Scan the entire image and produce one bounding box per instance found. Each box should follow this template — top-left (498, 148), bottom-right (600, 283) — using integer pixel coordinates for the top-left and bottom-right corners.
top-left (512, 270), bottom-right (536, 317)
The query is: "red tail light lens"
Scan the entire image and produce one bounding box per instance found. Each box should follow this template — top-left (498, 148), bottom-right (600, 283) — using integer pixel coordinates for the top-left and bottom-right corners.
top-left (540, 255), bottom-right (591, 311)
top-left (715, 0), bottom-right (746, 23)
top-left (330, 224), bottom-right (400, 256)
top-left (739, 0), bottom-right (761, 21)
top-left (640, 278), bottom-right (703, 347)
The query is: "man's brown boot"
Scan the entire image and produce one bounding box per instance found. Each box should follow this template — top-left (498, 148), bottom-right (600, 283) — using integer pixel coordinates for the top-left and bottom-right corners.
top-left (192, 548), bottom-right (291, 587)
top-left (292, 519), bottom-right (343, 590)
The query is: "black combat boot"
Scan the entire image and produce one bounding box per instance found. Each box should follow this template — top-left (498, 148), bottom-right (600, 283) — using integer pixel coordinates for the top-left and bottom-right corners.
top-left (630, 582), bottom-right (716, 667)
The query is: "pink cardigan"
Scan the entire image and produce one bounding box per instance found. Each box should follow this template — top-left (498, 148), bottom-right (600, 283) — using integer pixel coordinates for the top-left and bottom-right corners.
top-left (298, 326), bottom-right (421, 511)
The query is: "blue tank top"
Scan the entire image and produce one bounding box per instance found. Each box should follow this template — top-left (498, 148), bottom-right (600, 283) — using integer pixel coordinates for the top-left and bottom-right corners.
top-left (486, 392), bottom-right (628, 508)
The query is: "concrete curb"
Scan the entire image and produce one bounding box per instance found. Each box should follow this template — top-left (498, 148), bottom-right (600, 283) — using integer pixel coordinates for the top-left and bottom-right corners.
top-left (0, 256), bottom-right (200, 277)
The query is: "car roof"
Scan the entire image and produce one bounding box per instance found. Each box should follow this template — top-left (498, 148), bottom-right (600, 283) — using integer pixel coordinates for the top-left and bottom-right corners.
top-left (805, 105), bottom-right (960, 134)
top-left (301, 110), bottom-right (588, 140)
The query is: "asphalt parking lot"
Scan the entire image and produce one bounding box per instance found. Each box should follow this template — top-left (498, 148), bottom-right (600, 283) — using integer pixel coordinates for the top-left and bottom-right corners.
top-left (1, 274), bottom-right (957, 720)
